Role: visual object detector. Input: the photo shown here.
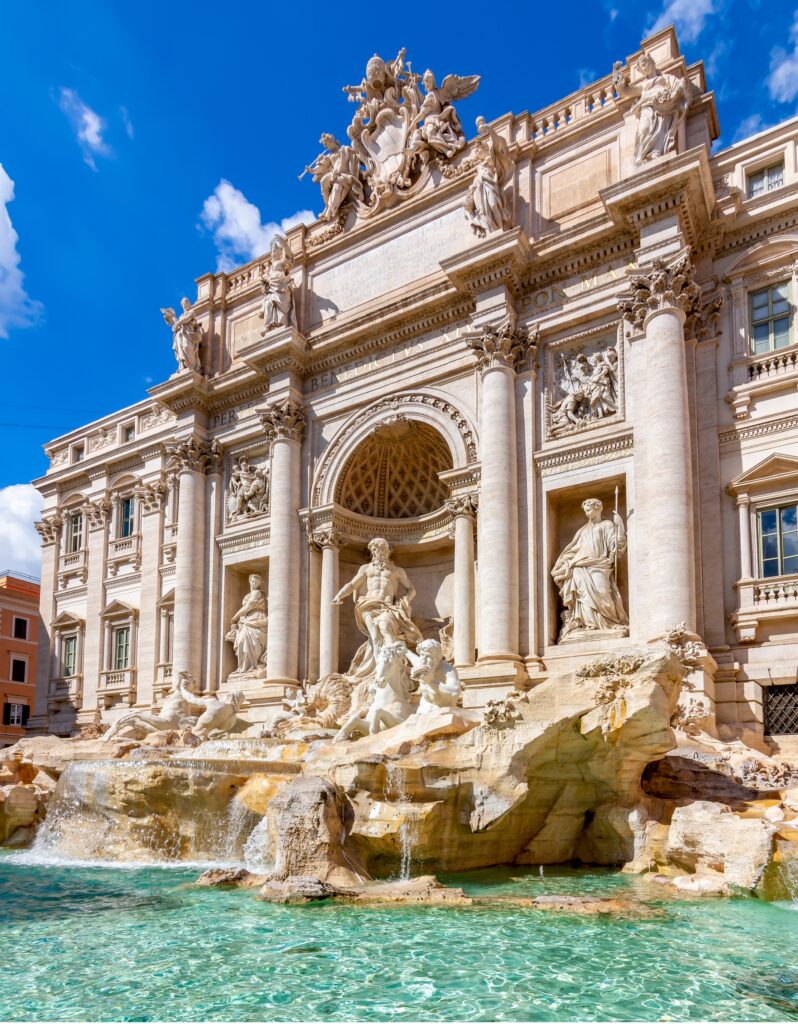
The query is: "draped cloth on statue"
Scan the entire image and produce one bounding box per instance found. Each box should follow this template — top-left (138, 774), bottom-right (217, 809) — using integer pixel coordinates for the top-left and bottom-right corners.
top-left (552, 519), bottom-right (627, 638)
top-left (233, 610), bottom-right (268, 672)
top-left (346, 596), bottom-right (423, 682)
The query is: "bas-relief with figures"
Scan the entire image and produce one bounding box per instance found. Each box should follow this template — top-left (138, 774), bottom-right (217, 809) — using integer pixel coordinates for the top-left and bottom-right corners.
top-left (27, 24), bottom-right (798, 806)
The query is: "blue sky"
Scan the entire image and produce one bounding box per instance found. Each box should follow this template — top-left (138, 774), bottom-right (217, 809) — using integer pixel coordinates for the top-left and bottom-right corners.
top-left (1, 0), bottom-right (797, 574)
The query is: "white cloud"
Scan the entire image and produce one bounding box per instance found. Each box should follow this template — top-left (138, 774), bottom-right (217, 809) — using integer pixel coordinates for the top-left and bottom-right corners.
top-left (578, 68), bottom-right (597, 88)
top-left (649, 0), bottom-right (714, 43)
top-left (0, 164), bottom-right (42, 339)
top-left (58, 87), bottom-right (111, 169)
top-left (769, 13), bottom-right (798, 103)
top-left (733, 113), bottom-right (767, 143)
top-left (199, 179), bottom-right (313, 272)
top-left (0, 484), bottom-right (43, 578)
top-left (120, 106), bottom-right (134, 140)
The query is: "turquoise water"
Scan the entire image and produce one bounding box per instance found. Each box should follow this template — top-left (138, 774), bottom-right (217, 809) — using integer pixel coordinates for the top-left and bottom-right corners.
top-left (1, 856), bottom-right (798, 1022)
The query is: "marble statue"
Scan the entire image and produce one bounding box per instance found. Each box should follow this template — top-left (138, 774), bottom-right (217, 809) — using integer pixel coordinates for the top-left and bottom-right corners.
top-left (301, 133), bottom-right (364, 222)
top-left (334, 641), bottom-right (414, 740)
top-left (332, 537), bottom-right (423, 681)
top-left (612, 53), bottom-right (690, 166)
top-left (226, 457), bottom-right (269, 521)
top-left (464, 117), bottom-right (514, 237)
top-left (161, 298), bottom-right (203, 374)
top-left (103, 670), bottom-right (198, 741)
top-left (178, 677), bottom-right (245, 740)
top-left (549, 346), bottom-right (619, 434)
top-left (552, 498), bottom-right (628, 641)
top-left (261, 236), bottom-right (294, 331)
top-left (407, 69), bottom-right (481, 161)
top-left (225, 573), bottom-right (268, 677)
top-left (403, 638), bottom-right (461, 713)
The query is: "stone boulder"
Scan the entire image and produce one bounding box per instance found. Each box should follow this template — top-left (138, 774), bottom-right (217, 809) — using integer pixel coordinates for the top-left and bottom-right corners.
top-left (3, 735), bottom-right (138, 780)
top-left (0, 784), bottom-right (39, 844)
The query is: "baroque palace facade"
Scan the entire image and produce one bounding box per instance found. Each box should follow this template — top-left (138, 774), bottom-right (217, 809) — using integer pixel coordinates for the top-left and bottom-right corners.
top-left (30, 27), bottom-right (798, 745)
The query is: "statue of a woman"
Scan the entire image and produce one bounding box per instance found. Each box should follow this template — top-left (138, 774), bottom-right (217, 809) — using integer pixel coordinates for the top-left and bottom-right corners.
top-left (161, 298), bottom-right (203, 374)
top-left (226, 573), bottom-right (268, 677)
top-left (551, 498), bottom-right (628, 641)
top-left (464, 117), bottom-right (514, 237)
top-left (261, 236), bottom-right (294, 331)
top-left (613, 54), bottom-right (690, 166)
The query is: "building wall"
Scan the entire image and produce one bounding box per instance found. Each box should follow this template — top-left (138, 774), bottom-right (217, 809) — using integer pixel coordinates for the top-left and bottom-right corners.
top-left (28, 27), bottom-right (798, 744)
top-left (0, 572), bottom-right (40, 747)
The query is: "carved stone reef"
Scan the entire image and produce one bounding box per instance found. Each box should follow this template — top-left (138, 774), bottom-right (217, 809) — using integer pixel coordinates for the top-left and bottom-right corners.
top-left (5, 644), bottom-right (798, 904)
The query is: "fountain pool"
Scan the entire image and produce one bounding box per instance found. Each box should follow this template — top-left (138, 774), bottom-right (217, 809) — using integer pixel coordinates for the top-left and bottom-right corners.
top-left (2, 856), bottom-right (797, 1022)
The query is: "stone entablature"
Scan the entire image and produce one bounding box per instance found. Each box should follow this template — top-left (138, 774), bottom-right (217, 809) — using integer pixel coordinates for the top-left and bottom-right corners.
top-left (29, 27), bottom-right (798, 744)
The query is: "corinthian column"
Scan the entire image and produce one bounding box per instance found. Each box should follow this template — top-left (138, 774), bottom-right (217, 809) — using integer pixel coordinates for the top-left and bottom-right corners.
top-left (446, 495), bottom-right (478, 667)
top-left (314, 528), bottom-right (346, 679)
top-left (619, 251), bottom-right (699, 636)
top-left (467, 317), bottom-right (535, 662)
top-left (261, 398), bottom-right (304, 685)
top-left (168, 437), bottom-right (215, 686)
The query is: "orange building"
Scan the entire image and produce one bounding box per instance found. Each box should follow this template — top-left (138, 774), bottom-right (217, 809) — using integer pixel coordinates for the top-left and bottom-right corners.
top-left (0, 570), bottom-right (40, 748)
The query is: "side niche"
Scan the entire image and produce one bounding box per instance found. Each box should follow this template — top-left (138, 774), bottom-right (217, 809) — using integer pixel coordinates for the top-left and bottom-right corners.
top-left (544, 328), bottom-right (623, 440)
top-left (225, 452), bottom-right (270, 525)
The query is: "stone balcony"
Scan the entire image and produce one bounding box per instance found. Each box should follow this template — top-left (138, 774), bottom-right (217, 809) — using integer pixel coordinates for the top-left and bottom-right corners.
top-left (726, 343), bottom-right (798, 420)
top-left (98, 668), bottom-right (137, 707)
top-left (58, 548), bottom-right (87, 588)
top-left (107, 534), bottom-right (141, 577)
top-left (731, 574), bottom-right (798, 642)
top-left (154, 663), bottom-right (173, 702)
top-left (47, 675), bottom-right (83, 711)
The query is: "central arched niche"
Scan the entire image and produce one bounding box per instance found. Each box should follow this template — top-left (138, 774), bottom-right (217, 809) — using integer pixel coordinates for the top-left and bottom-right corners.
top-left (335, 418), bottom-right (453, 518)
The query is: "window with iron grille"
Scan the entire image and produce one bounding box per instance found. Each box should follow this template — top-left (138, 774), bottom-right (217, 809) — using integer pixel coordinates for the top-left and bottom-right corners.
top-left (764, 682), bottom-right (798, 734)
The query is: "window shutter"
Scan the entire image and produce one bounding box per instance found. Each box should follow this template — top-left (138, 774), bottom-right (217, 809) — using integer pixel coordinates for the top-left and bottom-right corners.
top-left (21, 705), bottom-right (30, 726)
top-left (2, 704), bottom-right (10, 726)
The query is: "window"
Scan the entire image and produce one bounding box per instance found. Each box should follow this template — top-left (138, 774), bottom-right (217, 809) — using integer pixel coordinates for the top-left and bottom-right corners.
top-left (747, 163), bottom-right (785, 199)
top-left (3, 703), bottom-right (28, 727)
top-left (62, 635), bottom-right (77, 677)
top-left (749, 282), bottom-right (791, 354)
top-left (72, 445), bottom-right (84, 464)
top-left (758, 503), bottom-right (798, 577)
top-left (120, 497), bottom-right (135, 538)
top-left (66, 512), bottom-right (83, 553)
top-left (123, 424), bottom-right (135, 443)
top-left (10, 658), bottom-right (27, 683)
top-left (764, 681), bottom-right (798, 734)
top-left (12, 617), bottom-right (28, 640)
top-left (113, 626), bottom-right (130, 670)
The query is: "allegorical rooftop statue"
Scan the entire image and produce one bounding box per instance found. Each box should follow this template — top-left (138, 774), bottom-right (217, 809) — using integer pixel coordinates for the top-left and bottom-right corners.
top-left (161, 297), bottom-right (203, 375)
top-left (612, 52), bottom-right (691, 166)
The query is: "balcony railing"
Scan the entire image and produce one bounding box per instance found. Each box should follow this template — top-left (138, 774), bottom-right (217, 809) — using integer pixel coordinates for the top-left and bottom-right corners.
top-left (732, 573), bottom-right (798, 642)
top-left (47, 675), bottom-right (83, 708)
top-left (98, 668), bottom-right (137, 706)
top-left (107, 534), bottom-right (141, 576)
top-left (58, 548), bottom-right (87, 587)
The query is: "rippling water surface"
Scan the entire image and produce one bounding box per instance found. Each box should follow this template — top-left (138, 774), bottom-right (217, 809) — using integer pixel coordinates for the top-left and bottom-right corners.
top-left (1, 855), bottom-right (797, 1022)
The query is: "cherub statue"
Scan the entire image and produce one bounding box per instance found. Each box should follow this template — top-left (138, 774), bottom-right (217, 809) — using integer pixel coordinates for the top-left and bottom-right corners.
top-left (408, 69), bottom-right (480, 161)
top-left (402, 639), bottom-right (461, 714)
top-left (161, 298), bottom-right (203, 374)
top-left (612, 53), bottom-right (690, 166)
top-left (178, 676), bottom-right (245, 741)
top-left (261, 236), bottom-right (294, 331)
top-left (464, 116), bottom-right (514, 237)
top-left (300, 133), bottom-right (364, 222)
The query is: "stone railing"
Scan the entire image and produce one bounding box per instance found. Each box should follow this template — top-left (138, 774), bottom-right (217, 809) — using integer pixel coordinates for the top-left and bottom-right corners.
top-left (58, 548), bottom-right (87, 588)
top-left (154, 663), bottom-right (173, 701)
top-left (47, 675), bottom-right (83, 709)
top-left (732, 574), bottom-right (798, 642)
top-left (98, 668), bottom-right (137, 706)
top-left (747, 347), bottom-right (798, 381)
top-left (107, 534), bottom-right (141, 576)
top-left (528, 73), bottom-right (615, 143)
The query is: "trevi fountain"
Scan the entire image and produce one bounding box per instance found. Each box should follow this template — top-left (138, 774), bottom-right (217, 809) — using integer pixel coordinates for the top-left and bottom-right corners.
top-left (4, 27), bottom-right (798, 1023)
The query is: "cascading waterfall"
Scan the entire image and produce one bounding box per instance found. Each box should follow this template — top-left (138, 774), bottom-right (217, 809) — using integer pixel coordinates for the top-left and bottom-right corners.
top-left (384, 760), bottom-right (415, 881)
top-left (241, 815), bottom-right (274, 872)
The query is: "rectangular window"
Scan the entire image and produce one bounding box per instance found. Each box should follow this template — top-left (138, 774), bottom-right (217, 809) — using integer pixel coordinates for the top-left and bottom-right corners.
top-left (72, 445), bottom-right (84, 464)
top-left (10, 658), bottom-right (26, 683)
top-left (113, 626), bottom-right (130, 670)
top-left (67, 513), bottom-right (83, 553)
top-left (758, 503), bottom-right (798, 578)
top-left (749, 282), bottom-right (791, 354)
top-left (120, 497), bottom-right (135, 538)
top-left (3, 703), bottom-right (28, 727)
top-left (12, 617), bottom-right (28, 640)
top-left (747, 163), bottom-right (785, 199)
top-left (62, 635), bottom-right (77, 677)
top-left (764, 681), bottom-right (798, 734)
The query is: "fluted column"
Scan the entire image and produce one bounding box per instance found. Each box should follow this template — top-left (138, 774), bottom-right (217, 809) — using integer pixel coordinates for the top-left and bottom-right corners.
top-left (314, 528), bottom-right (345, 679)
top-left (619, 252), bottom-right (699, 636)
top-left (446, 496), bottom-right (478, 667)
top-left (81, 498), bottom-right (111, 717)
top-left (261, 399), bottom-right (305, 685)
top-left (168, 438), bottom-right (214, 685)
top-left (134, 482), bottom-right (166, 707)
top-left (467, 319), bottom-right (534, 662)
top-left (737, 496), bottom-right (753, 580)
top-left (31, 513), bottom-right (62, 727)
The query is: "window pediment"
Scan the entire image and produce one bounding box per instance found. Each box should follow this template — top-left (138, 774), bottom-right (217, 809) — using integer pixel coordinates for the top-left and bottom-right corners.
top-left (100, 599), bottom-right (138, 620)
top-left (728, 453), bottom-right (798, 497)
top-left (52, 611), bottom-right (84, 629)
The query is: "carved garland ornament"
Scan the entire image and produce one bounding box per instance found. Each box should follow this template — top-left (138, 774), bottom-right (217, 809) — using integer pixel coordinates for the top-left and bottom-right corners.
top-left (259, 398), bottom-right (305, 443)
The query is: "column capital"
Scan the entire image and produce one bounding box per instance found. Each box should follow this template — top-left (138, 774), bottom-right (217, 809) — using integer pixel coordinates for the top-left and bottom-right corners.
top-left (312, 527), bottom-right (347, 550)
top-left (166, 436), bottom-right (221, 475)
top-left (467, 314), bottom-right (538, 373)
top-left (35, 513), bottom-right (62, 545)
top-left (618, 250), bottom-right (705, 335)
top-left (260, 397), bottom-right (305, 443)
top-left (133, 481), bottom-right (168, 516)
top-left (82, 498), bottom-right (112, 531)
top-left (446, 493), bottom-right (479, 518)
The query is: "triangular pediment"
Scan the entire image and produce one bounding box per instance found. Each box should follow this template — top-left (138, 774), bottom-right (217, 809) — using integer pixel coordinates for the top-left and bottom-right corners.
top-left (100, 599), bottom-right (137, 619)
top-left (53, 610), bottom-right (84, 628)
top-left (728, 453), bottom-right (798, 494)
top-left (157, 588), bottom-right (175, 608)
